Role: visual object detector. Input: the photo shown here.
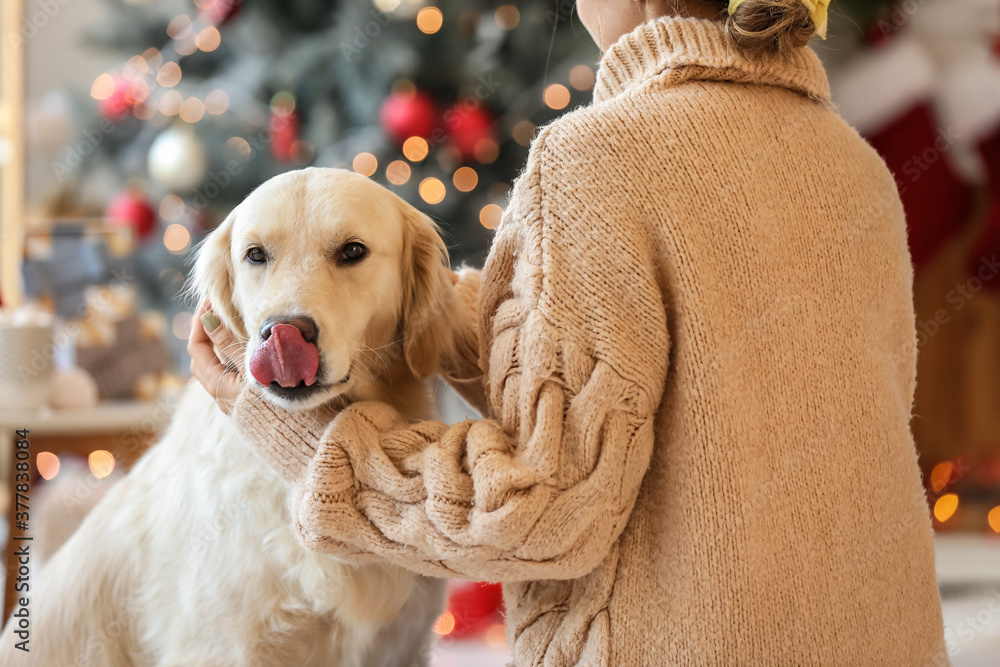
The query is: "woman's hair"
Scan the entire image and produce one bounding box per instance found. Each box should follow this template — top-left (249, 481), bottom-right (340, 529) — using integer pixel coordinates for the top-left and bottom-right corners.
top-left (715, 0), bottom-right (817, 55)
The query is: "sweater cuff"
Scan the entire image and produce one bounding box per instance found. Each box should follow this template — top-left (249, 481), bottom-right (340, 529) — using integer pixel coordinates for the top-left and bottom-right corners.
top-left (230, 387), bottom-right (332, 484)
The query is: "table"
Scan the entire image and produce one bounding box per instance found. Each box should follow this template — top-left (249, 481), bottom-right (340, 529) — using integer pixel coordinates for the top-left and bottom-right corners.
top-left (0, 400), bottom-right (172, 620)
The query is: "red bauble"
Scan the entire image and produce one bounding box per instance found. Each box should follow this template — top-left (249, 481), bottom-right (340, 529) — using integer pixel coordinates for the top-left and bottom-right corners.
top-left (105, 190), bottom-right (157, 241)
top-left (269, 110), bottom-right (300, 163)
top-left (444, 102), bottom-right (496, 161)
top-left (99, 77), bottom-right (140, 121)
top-left (445, 581), bottom-right (504, 638)
top-left (198, 0), bottom-right (242, 25)
top-left (379, 91), bottom-right (437, 144)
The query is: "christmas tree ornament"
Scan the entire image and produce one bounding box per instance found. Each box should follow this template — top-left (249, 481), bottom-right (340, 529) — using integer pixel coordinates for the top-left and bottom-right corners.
top-left (269, 109), bottom-right (300, 163)
top-left (105, 187), bottom-right (158, 241)
top-left (379, 90), bottom-right (438, 144)
top-left (443, 581), bottom-right (504, 638)
top-left (99, 76), bottom-right (142, 120)
top-left (443, 102), bottom-right (496, 162)
top-left (831, 38), bottom-right (974, 271)
top-left (147, 125), bottom-right (208, 192)
top-left (197, 0), bottom-right (242, 25)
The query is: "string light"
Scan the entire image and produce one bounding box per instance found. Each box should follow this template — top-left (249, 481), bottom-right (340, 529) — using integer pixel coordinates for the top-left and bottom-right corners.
top-left (494, 5), bottom-right (520, 30)
top-left (989, 506), bottom-right (1000, 534)
top-left (159, 195), bottom-right (186, 221)
top-left (353, 153), bottom-right (378, 177)
top-left (480, 204), bottom-right (503, 229)
top-left (171, 312), bottom-right (193, 340)
top-left (205, 89), bottom-right (229, 115)
top-left (90, 73), bottom-right (115, 100)
top-left (473, 139), bottom-right (499, 164)
top-left (453, 166), bottom-right (478, 192)
top-left (89, 451), bottom-right (116, 479)
top-left (432, 612), bottom-right (455, 635)
top-left (124, 55), bottom-right (148, 81)
top-left (569, 65), bottom-right (596, 91)
top-left (36, 452), bottom-right (60, 480)
top-left (386, 160), bottom-right (411, 185)
top-left (164, 224), bottom-right (191, 254)
top-left (157, 62), bottom-right (182, 87)
top-left (133, 103), bottom-right (156, 120)
top-left (929, 461), bottom-right (954, 494)
top-left (419, 177), bottom-right (446, 204)
top-left (225, 136), bottom-right (252, 160)
top-left (544, 84), bottom-right (571, 110)
top-left (179, 97), bottom-right (205, 123)
top-left (196, 26), bottom-right (221, 52)
top-left (416, 6), bottom-right (443, 34)
top-left (158, 90), bottom-right (183, 115)
top-left (513, 120), bottom-right (536, 147)
top-left (166, 15), bottom-right (193, 39)
top-left (933, 493), bottom-right (959, 523)
top-left (403, 136), bottom-right (430, 162)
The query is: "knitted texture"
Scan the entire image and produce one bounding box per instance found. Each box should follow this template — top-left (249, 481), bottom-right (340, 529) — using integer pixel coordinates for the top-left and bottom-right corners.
top-left (231, 17), bottom-right (947, 666)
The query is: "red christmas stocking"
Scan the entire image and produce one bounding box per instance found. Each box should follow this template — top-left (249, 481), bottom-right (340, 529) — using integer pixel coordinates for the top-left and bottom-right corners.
top-left (832, 39), bottom-right (974, 271)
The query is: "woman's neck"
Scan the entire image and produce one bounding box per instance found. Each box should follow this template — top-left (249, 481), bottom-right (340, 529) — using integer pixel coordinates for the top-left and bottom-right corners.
top-left (580, 1), bottom-right (723, 51)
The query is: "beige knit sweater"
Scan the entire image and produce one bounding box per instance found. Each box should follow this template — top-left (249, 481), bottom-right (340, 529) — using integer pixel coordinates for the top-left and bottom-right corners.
top-left (232, 17), bottom-right (947, 666)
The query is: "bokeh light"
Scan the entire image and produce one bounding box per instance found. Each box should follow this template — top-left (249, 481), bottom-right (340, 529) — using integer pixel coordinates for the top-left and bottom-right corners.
top-left (473, 139), bottom-right (499, 164)
top-left (205, 89), bottom-right (229, 115)
top-left (386, 160), bottom-right (412, 185)
top-left (159, 194), bottom-right (185, 222)
top-left (172, 311), bottom-right (193, 339)
top-left (416, 7), bottom-right (444, 34)
top-left (179, 97), bottom-right (205, 123)
top-left (513, 120), bottom-right (536, 147)
top-left (569, 65), bottom-right (596, 91)
top-left (89, 451), bottom-right (116, 479)
top-left (933, 493), bottom-right (959, 523)
top-left (453, 166), bottom-right (478, 192)
top-left (989, 506), bottom-right (1000, 534)
top-left (419, 177), bottom-right (446, 204)
top-left (494, 5), bottom-right (520, 30)
top-left (196, 26), bottom-right (221, 52)
top-left (156, 62), bottom-right (182, 87)
top-left (480, 204), bottom-right (503, 229)
top-left (930, 461), bottom-right (954, 494)
top-left (90, 73), bottom-right (115, 100)
top-left (37, 452), bottom-right (60, 481)
top-left (544, 84), bottom-right (571, 110)
top-left (163, 224), bottom-right (191, 254)
top-left (166, 14), bottom-right (192, 39)
top-left (432, 612), bottom-right (455, 635)
top-left (403, 136), bottom-right (430, 162)
top-left (353, 152), bottom-right (378, 177)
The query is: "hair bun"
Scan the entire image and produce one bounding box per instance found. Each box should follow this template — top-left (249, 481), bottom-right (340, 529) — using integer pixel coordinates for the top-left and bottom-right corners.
top-left (725, 0), bottom-right (818, 55)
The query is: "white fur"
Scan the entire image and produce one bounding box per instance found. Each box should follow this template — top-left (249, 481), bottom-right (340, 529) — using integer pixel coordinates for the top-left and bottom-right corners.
top-left (0, 169), bottom-right (456, 666)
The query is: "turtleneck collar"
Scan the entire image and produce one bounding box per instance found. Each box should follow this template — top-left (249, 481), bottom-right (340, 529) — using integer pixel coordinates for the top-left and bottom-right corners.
top-left (593, 16), bottom-right (831, 106)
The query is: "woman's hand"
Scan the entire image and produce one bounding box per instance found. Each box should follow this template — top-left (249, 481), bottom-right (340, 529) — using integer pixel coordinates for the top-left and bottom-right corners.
top-left (187, 300), bottom-right (243, 414)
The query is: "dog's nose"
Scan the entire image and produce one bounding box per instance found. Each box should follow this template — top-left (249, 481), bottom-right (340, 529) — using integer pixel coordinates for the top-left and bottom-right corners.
top-left (260, 316), bottom-right (319, 344)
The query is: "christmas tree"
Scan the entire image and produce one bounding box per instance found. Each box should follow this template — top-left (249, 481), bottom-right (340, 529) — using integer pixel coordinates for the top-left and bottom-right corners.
top-left (60, 0), bottom-right (600, 304)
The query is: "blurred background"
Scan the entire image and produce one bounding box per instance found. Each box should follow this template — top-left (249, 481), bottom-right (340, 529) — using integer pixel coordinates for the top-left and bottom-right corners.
top-left (0, 0), bottom-right (999, 663)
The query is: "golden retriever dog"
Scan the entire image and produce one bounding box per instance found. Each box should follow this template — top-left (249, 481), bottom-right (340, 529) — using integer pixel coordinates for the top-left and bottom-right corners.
top-left (0, 168), bottom-right (456, 666)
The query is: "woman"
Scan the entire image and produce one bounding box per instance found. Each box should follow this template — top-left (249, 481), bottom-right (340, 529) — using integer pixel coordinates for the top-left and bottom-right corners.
top-left (190, 1), bottom-right (948, 664)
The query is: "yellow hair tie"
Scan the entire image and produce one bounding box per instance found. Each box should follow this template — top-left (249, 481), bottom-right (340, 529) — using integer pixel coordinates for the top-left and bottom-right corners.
top-left (728, 0), bottom-right (830, 40)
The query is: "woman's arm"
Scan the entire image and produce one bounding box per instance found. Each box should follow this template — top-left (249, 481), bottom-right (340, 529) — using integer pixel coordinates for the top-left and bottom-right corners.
top-left (233, 126), bottom-right (671, 582)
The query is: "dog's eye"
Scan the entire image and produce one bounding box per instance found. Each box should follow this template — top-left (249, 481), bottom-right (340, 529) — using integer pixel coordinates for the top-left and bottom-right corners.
top-left (246, 247), bottom-right (267, 265)
top-left (341, 242), bottom-right (366, 263)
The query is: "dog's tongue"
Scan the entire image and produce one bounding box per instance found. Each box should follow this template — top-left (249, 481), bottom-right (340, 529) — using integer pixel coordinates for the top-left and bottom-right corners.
top-left (249, 324), bottom-right (319, 388)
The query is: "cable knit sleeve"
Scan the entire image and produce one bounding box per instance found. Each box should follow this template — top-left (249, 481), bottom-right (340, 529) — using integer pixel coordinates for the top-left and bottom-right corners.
top-left (233, 125), bottom-right (670, 581)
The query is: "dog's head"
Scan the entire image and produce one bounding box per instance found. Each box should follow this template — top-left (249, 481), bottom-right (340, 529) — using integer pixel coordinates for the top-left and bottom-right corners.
top-left (193, 168), bottom-right (455, 410)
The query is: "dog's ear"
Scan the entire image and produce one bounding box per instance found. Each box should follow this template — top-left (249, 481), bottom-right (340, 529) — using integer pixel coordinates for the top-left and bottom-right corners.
top-left (191, 210), bottom-right (246, 338)
top-left (399, 203), bottom-right (456, 379)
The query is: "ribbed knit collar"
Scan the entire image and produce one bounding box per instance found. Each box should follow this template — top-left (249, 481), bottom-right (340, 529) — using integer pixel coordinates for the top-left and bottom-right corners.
top-left (593, 16), bottom-right (831, 105)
